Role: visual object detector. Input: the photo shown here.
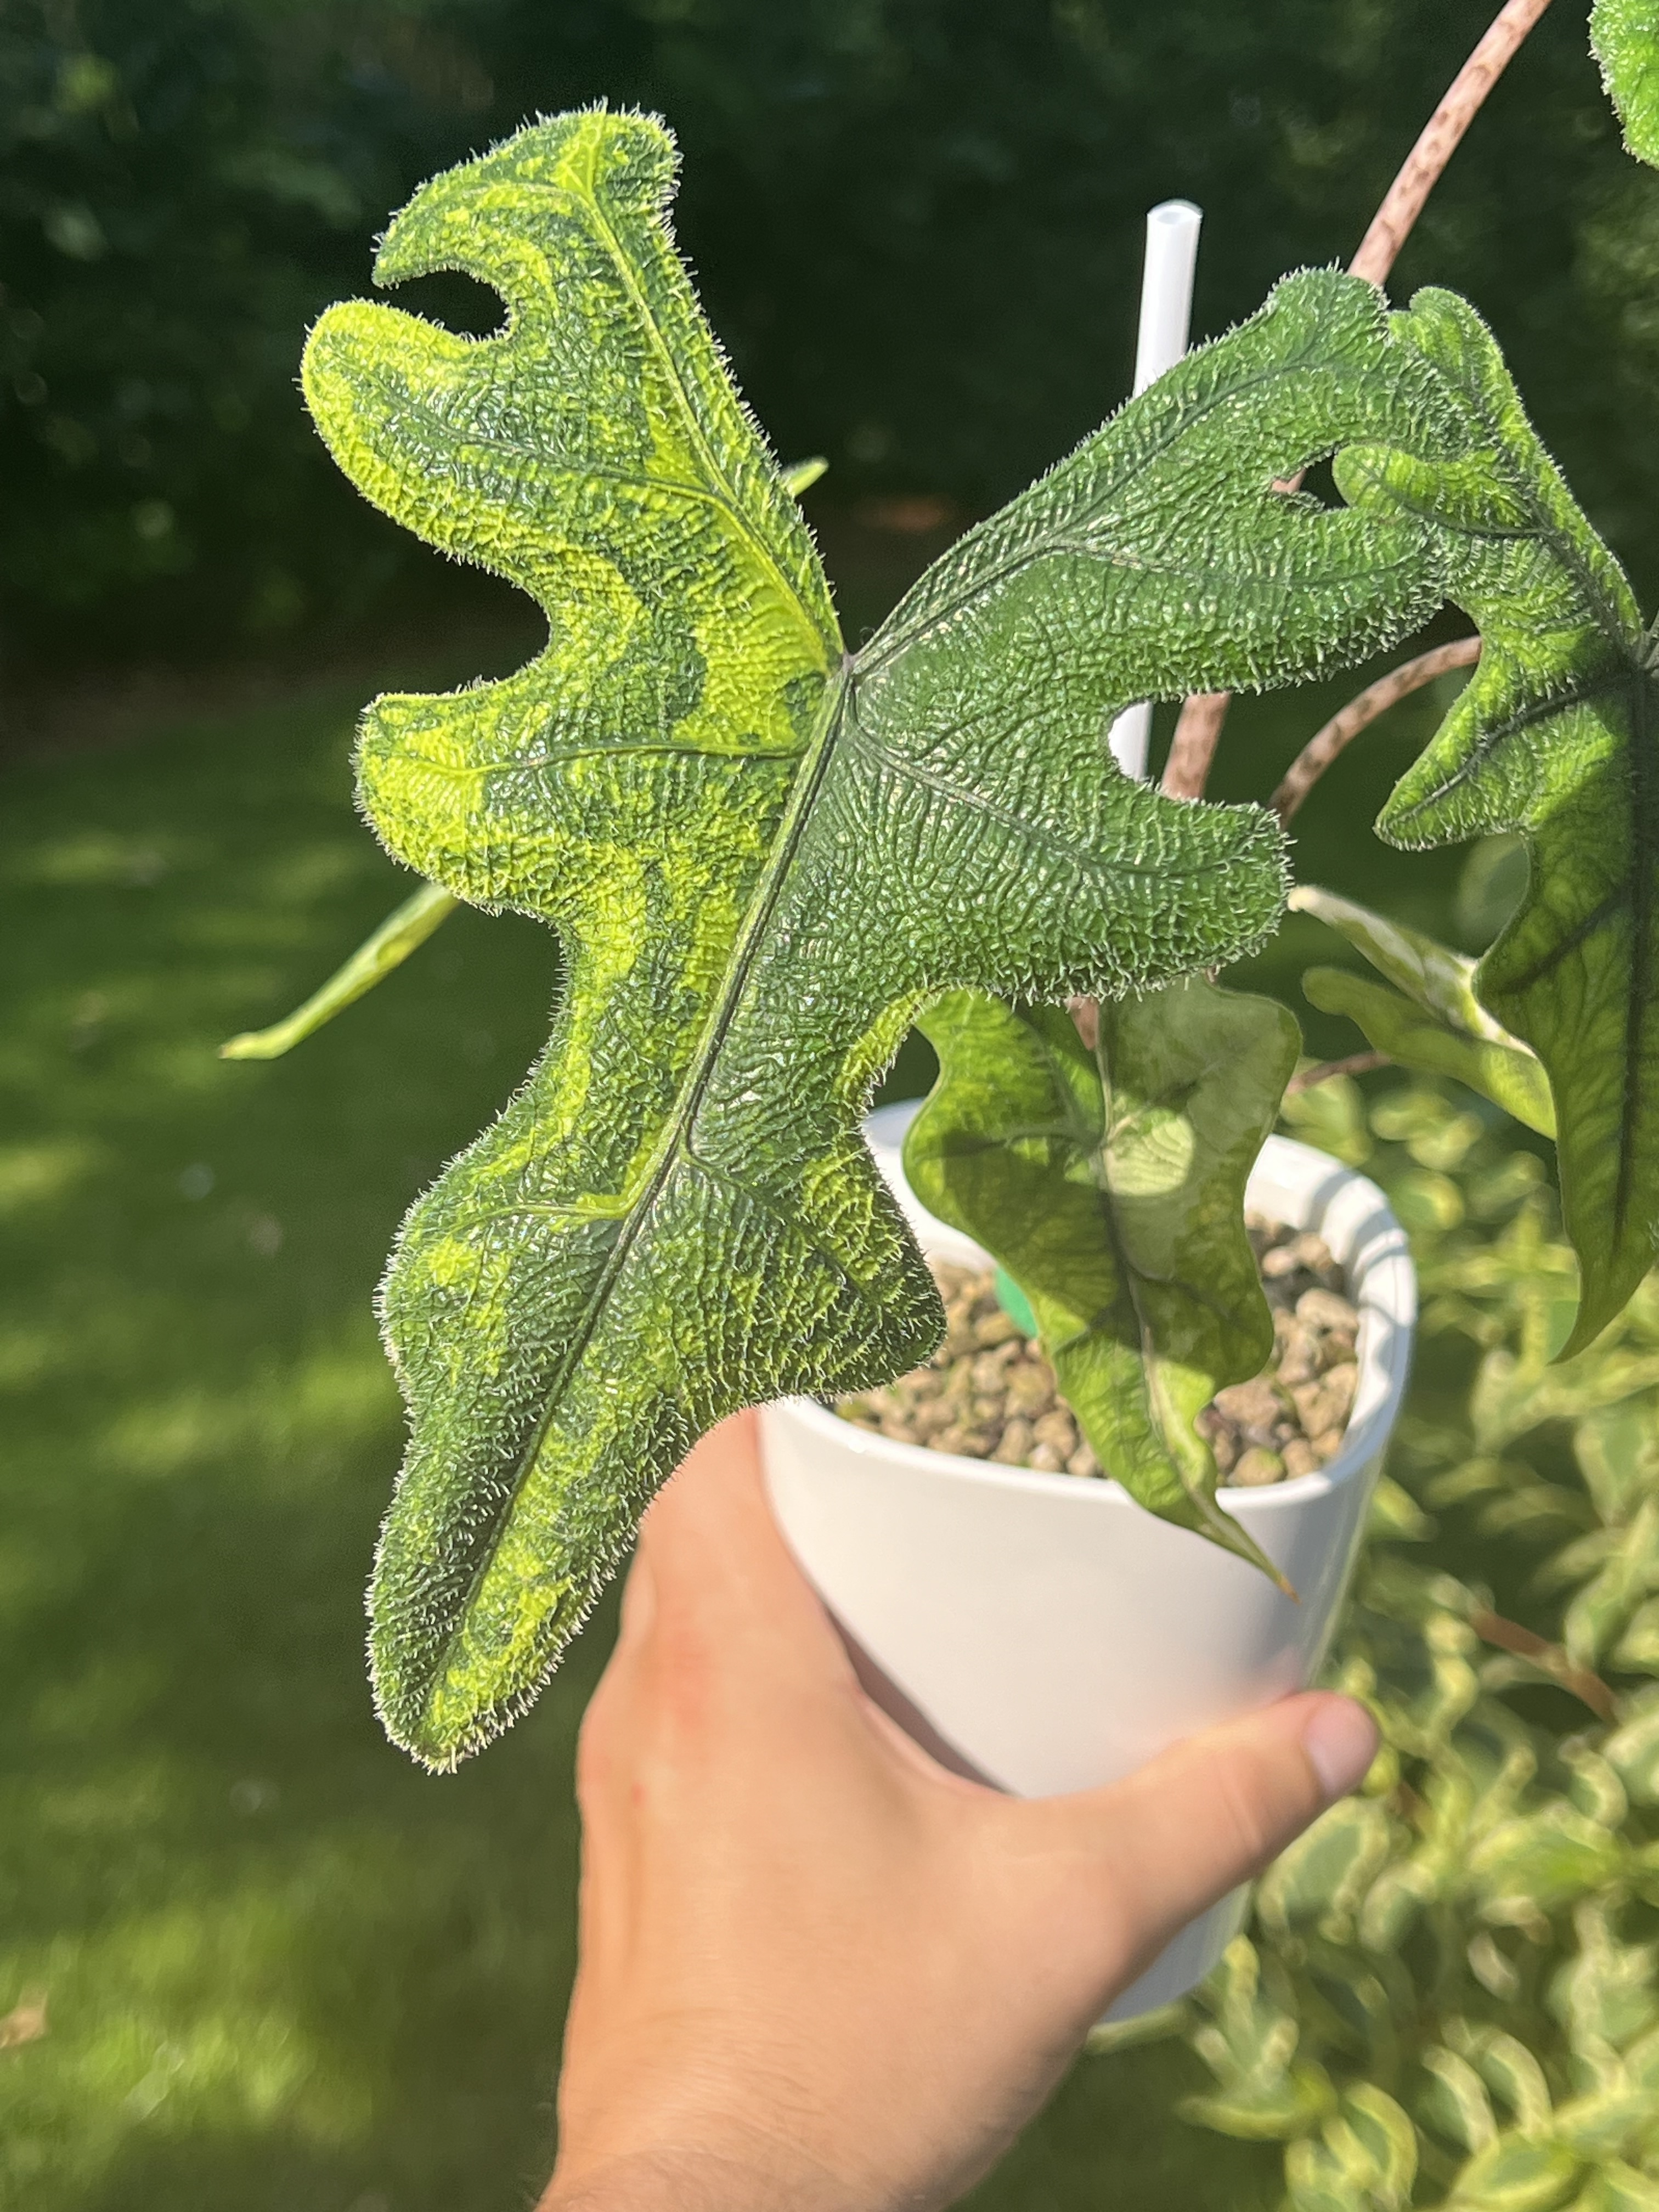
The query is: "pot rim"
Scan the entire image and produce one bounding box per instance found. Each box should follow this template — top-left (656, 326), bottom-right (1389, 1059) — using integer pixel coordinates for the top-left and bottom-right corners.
top-left (769, 1128), bottom-right (1415, 1520)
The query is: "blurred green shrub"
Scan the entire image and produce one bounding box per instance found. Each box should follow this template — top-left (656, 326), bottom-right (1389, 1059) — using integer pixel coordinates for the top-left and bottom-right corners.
top-left (1105, 1078), bottom-right (1659, 2208)
top-left (9, 0), bottom-right (1659, 665)
top-left (0, 0), bottom-right (484, 659)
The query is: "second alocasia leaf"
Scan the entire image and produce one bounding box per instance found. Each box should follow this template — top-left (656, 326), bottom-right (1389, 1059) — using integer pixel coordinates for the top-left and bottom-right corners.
top-left (304, 109), bottom-right (1455, 1764)
top-left (1338, 288), bottom-right (1659, 1353)
top-left (903, 980), bottom-right (1300, 1579)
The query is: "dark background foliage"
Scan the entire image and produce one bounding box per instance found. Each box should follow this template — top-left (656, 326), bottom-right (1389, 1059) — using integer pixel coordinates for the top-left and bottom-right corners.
top-left (6, 0), bottom-right (1658, 673)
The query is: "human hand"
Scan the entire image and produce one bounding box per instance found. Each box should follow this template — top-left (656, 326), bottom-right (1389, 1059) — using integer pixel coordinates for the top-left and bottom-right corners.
top-left (541, 1410), bottom-right (1377, 2212)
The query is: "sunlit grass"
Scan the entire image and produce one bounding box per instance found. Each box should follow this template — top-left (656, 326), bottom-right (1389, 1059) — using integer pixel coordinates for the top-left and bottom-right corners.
top-left (0, 678), bottom-right (593, 2209)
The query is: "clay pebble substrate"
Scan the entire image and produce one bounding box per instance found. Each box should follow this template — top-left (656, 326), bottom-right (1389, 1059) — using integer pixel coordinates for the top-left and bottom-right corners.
top-left (832, 1214), bottom-right (1359, 1487)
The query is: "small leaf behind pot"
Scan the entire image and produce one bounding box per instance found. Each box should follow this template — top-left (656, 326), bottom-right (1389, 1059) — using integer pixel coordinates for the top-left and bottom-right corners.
top-left (904, 977), bottom-right (1299, 1581)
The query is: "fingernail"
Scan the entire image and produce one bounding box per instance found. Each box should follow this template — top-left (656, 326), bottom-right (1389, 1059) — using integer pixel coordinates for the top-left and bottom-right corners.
top-left (1301, 1697), bottom-right (1379, 1802)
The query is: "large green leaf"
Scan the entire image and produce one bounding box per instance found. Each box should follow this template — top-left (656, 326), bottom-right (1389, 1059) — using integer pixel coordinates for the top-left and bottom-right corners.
top-left (1338, 287), bottom-right (1657, 1353)
top-left (902, 979), bottom-right (1299, 1576)
top-left (1290, 884), bottom-right (1555, 1136)
top-left (303, 110), bottom-right (1453, 1763)
top-left (1593, 0), bottom-right (1659, 170)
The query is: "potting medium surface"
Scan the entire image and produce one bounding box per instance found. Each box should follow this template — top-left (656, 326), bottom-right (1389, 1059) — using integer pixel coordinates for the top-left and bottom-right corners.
top-left (833, 1215), bottom-right (1360, 1487)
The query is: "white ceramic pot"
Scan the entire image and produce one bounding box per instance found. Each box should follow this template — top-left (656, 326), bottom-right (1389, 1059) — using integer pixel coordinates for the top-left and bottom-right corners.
top-left (760, 1102), bottom-right (1415, 2021)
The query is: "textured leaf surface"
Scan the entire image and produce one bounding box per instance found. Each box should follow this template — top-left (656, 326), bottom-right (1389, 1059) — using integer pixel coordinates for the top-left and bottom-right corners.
top-left (1291, 884), bottom-right (1554, 1135)
top-left (1339, 288), bottom-right (1659, 1352)
top-left (903, 979), bottom-right (1299, 1574)
top-left (304, 109), bottom-right (1455, 1763)
top-left (218, 461), bottom-right (830, 1063)
top-left (1593, 0), bottom-right (1659, 170)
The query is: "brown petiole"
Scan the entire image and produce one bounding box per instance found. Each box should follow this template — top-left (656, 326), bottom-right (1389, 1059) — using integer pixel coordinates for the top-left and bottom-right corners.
top-left (1469, 1605), bottom-right (1618, 1722)
top-left (1160, 0), bottom-right (1553, 804)
top-left (1285, 1051), bottom-right (1393, 1094)
top-left (1272, 636), bottom-right (1482, 826)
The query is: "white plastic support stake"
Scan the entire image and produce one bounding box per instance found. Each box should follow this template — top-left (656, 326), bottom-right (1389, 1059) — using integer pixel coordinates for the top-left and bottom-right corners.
top-left (1132, 199), bottom-right (1203, 397)
top-left (1108, 198), bottom-right (1203, 781)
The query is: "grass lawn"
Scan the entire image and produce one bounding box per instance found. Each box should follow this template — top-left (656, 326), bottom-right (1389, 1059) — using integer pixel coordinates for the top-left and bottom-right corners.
top-left (0, 607), bottom-right (1472, 2209)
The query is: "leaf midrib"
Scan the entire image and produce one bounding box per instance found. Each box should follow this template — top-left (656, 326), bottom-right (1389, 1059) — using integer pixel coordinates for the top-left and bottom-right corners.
top-left (955, 1020), bottom-right (1159, 1361)
top-left (1387, 675), bottom-right (1626, 827)
top-left (371, 151), bottom-right (836, 679)
top-left (345, 334), bottom-right (833, 673)
top-left (416, 669), bottom-right (854, 1724)
top-left (389, 736), bottom-right (808, 776)
top-left (857, 331), bottom-right (1397, 678)
top-left (1093, 1029), bottom-right (1246, 1324)
top-left (1395, 342), bottom-right (1643, 825)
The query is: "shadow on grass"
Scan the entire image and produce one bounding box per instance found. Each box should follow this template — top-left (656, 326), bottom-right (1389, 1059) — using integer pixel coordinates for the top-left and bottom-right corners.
top-left (0, 633), bottom-right (1459, 2207)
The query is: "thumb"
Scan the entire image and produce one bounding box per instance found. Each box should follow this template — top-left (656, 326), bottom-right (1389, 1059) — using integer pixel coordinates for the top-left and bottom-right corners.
top-left (1040, 1692), bottom-right (1379, 1980)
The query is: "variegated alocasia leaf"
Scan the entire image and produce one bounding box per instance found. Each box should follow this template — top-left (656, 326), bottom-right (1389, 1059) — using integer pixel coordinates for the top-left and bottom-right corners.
top-left (1338, 287), bottom-right (1659, 1353)
top-left (1290, 884), bottom-right (1555, 1137)
top-left (1593, 0), bottom-right (1659, 169)
top-left (902, 979), bottom-right (1300, 1579)
top-left (303, 108), bottom-right (1453, 1764)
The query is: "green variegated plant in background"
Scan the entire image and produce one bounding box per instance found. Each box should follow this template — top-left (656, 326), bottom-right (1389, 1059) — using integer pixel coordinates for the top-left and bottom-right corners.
top-left (1091, 1081), bottom-right (1659, 2212)
top-left (222, 0), bottom-right (1659, 1770)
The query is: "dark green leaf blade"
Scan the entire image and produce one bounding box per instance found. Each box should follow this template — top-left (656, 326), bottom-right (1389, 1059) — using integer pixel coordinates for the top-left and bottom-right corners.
top-left (861, 266), bottom-right (1452, 722)
top-left (1291, 883), bottom-right (1555, 1135)
top-left (1338, 286), bottom-right (1654, 1352)
top-left (304, 111), bottom-right (1457, 1762)
top-left (904, 981), bottom-right (1300, 1579)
